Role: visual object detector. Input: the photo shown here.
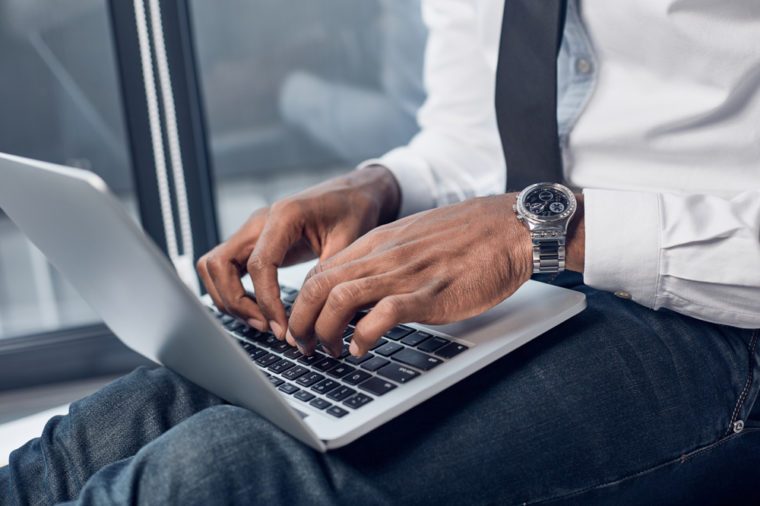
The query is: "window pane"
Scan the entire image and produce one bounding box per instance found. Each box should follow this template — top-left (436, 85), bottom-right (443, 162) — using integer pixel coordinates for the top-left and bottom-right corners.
top-left (0, 0), bottom-right (133, 339)
top-left (190, 0), bottom-right (427, 238)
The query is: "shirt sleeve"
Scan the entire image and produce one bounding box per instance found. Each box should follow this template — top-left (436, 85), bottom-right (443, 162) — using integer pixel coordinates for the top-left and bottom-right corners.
top-left (584, 188), bottom-right (760, 329)
top-left (358, 0), bottom-right (505, 218)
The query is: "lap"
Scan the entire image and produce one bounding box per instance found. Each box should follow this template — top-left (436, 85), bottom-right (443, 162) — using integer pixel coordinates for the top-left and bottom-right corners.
top-left (7, 281), bottom-right (759, 505)
top-left (333, 284), bottom-right (760, 504)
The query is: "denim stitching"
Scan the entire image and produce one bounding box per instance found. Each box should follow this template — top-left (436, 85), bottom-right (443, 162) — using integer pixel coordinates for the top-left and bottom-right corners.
top-left (726, 329), bottom-right (759, 435)
top-left (525, 428), bottom-right (760, 505)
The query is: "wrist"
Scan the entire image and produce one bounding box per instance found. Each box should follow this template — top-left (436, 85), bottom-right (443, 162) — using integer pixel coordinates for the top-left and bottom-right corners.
top-left (356, 165), bottom-right (401, 225)
top-left (565, 193), bottom-right (585, 272)
top-left (504, 193), bottom-right (534, 283)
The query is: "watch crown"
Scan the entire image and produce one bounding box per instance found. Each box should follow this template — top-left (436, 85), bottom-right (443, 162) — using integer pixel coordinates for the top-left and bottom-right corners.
top-left (512, 204), bottom-right (517, 212)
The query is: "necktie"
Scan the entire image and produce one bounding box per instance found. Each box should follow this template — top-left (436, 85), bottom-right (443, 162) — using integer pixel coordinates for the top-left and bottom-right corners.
top-left (495, 0), bottom-right (568, 190)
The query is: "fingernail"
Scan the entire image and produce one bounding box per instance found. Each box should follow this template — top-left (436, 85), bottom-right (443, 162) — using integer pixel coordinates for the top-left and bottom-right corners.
top-left (270, 321), bottom-right (284, 339)
top-left (285, 329), bottom-right (296, 347)
top-left (349, 340), bottom-right (361, 357)
top-left (248, 319), bottom-right (266, 332)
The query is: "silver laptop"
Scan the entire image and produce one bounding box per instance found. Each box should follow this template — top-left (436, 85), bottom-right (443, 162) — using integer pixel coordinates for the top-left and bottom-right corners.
top-left (0, 152), bottom-right (586, 452)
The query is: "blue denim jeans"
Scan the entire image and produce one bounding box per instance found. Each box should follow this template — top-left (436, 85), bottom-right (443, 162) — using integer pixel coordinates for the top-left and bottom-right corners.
top-left (3, 275), bottom-right (760, 505)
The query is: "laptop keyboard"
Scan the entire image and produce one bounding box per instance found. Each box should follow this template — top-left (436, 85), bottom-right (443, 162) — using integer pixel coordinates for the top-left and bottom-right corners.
top-left (210, 285), bottom-right (470, 419)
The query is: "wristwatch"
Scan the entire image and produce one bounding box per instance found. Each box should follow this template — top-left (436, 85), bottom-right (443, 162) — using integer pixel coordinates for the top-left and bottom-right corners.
top-left (513, 182), bottom-right (577, 274)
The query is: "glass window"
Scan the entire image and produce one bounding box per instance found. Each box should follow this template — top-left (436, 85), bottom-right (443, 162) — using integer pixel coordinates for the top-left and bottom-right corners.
top-left (190, 0), bottom-right (428, 238)
top-left (0, 0), bottom-right (133, 339)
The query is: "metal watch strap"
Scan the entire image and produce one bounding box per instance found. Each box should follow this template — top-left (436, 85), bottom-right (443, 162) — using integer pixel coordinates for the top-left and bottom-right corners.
top-left (532, 236), bottom-right (565, 273)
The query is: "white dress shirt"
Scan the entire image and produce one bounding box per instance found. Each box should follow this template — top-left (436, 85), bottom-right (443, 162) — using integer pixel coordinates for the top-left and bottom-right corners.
top-left (360, 0), bottom-right (760, 328)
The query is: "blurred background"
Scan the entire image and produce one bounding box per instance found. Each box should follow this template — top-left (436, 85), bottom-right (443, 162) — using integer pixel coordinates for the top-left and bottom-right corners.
top-left (0, 0), bottom-right (427, 347)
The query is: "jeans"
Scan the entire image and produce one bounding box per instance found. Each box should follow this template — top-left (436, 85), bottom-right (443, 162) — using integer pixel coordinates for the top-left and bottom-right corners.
top-left (2, 274), bottom-right (760, 505)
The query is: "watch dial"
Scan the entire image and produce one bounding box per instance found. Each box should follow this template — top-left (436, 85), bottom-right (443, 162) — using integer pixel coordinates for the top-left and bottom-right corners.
top-left (524, 187), bottom-right (570, 218)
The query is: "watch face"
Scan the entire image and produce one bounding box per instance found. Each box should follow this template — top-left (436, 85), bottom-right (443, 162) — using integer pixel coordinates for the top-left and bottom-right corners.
top-left (523, 187), bottom-right (571, 218)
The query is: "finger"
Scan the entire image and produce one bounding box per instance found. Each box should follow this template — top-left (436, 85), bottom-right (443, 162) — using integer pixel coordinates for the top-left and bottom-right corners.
top-left (247, 216), bottom-right (301, 340)
top-left (312, 274), bottom-right (402, 357)
top-left (288, 259), bottom-right (378, 353)
top-left (206, 255), bottom-right (267, 330)
top-left (351, 291), bottom-right (432, 356)
top-left (197, 255), bottom-right (226, 311)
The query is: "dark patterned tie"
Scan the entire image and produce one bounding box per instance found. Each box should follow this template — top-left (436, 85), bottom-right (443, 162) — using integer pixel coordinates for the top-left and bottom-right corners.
top-left (495, 0), bottom-right (568, 190)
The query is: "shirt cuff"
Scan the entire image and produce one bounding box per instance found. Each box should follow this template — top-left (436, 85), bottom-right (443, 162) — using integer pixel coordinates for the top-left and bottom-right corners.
top-left (583, 189), bottom-right (661, 308)
top-left (357, 147), bottom-right (437, 218)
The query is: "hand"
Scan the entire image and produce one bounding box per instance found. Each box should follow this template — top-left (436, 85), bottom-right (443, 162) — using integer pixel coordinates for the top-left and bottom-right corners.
top-left (196, 166), bottom-right (400, 340)
top-left (287, 193), bottom-right (547, 357)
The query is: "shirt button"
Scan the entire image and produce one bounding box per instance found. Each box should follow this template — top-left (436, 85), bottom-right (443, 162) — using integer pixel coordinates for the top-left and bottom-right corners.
top-left (575, 57), bottom-right (593, 75)
top-left (614, 290), bottom-right (632, 300)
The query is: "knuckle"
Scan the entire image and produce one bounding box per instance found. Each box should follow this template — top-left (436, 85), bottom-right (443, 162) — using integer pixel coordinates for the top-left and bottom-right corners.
top-left (326, 283), bottom-right (357, 313)
top-left (205, 255), bottom-right (225, 276)
top-left (376, 296), bottom-right (403, 321)
top-left (270, 199), bottom-right (300, 220)
top-left (300, 274), bottom-right (330, 304)
top-left (246, 253), bottom-right (266, 274)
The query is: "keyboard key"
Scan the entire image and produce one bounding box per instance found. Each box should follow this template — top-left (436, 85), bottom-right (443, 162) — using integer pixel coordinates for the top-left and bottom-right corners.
top-left (245, 346), bottom-right (268, 360)
top-left (255, 353), bottom-right (280, 367)
top-left (343, 393), bottom-right (374, 409)
top-left (383, 325), bottom-right (414, 341)
top-left (377, 363), bottom-right (420, 384)
top-left (226, 320), bottom-right (246, 332)
top-left (282, 365), bottom-right (309, 381)
top-left (311, 379), bottom-right (340, 394)
top-left (435, 342), bottom-right (469, 359)
top-left (360, 356), bottom-right (390, 372)
top-left (268, 359), bottom-right (295, 374)
top-left (345, 353), bottom-right (372, 365)
top-left (350, 312), bottom-right (367, 325)
top-left (400, 331), bottom-right (431, 347)
top-left (298, 352), bottom-right (326, 366)
top-left (294, 390), bottom-right (315, 402)
top-left (392, 348), bottom-right (443, 371)
top-left (270, 341), bottom-right (291, 353)
top-left (262, 334), bottom-right (280, 348)
top-left (326, 406), bottom-right (349, 418)
top-left (219, 314), bottom-right (235, 325)
top-left (343, 370), bottom-right (372, 386)
top-left (342, 327), bottom-right (354, 339)
top-left (283, 348), bottom-right (303, 360)
top-left (417, 336), bottom-right (449, 353)
top-left (339, 343), bottom-right (351, 359)
top-left (327, 386), bottom-right (356, 401)
top-left (371, 339), bottom-right (388, 350)
top-left (358, 377), bottom-right (397, 396)
top-left (375, 342), bottom-right (403, 357)
top-left (295, 372), bottom-right (325, 387)
top-left (313, 357), bottom-right (340, 372)
top-left (278, 383), bottom-right (300, 395)
top-left (327, 364), bottom-right (356, 379)
top-left (239, 327), bottom-right (262, 341)
top-left (268, 376), bottom-right (284, 387)
top-left (309, 398), bottom-right (332, 410)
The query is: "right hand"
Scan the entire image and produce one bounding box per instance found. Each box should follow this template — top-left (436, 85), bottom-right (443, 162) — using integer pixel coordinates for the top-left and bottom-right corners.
top-left (196, 165), bottom-right (400, 347)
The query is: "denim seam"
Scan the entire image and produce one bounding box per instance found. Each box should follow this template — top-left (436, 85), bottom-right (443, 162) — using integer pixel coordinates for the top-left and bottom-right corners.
top-left (525, 428), bottom-right (760, 505)
top-left (726, 329), bottom-right (760, 435)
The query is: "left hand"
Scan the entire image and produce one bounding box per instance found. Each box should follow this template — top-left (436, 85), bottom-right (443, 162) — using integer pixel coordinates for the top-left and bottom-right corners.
top-left (286, 193), bottom-right (533, 357)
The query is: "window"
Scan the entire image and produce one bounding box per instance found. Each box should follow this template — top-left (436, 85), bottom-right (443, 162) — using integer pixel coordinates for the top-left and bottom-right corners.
top-left (0, 0), bottom-right (428, 388)
top-left (0, 0), bottom-right (134, 340)
top-left (189, 0), bottom-right (427, 237)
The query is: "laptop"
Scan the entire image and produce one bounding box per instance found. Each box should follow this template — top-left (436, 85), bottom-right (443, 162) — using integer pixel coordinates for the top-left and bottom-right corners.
top-left (0, 152), bottom-right (586, 452)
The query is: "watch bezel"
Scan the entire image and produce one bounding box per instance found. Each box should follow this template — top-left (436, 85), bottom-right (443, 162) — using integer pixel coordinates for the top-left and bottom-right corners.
top-left (516, 182), bottom-right (577, 224)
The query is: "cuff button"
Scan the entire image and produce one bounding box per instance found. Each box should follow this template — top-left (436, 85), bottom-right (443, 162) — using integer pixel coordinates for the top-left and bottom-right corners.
top-left (614, 290), bottom-right (632, 300)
